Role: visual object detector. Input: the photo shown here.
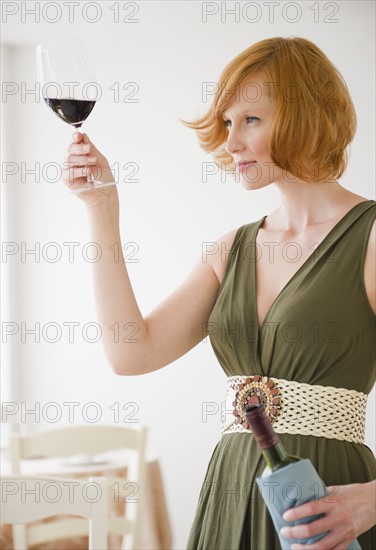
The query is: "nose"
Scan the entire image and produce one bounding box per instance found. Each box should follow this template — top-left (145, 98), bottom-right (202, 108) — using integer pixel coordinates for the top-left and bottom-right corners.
top-left (224, 126), bottom-right (245, 157)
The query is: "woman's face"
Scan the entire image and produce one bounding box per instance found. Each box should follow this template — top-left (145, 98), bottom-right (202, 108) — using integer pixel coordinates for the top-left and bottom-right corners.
top-left (223, 72), bottom-right (284, 190)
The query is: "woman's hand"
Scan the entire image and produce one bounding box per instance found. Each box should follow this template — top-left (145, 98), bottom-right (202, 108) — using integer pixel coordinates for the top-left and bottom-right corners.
top-left (61, 131), bottom-right (118, 208)
top-left (280, 480), bottom-right (376, 550)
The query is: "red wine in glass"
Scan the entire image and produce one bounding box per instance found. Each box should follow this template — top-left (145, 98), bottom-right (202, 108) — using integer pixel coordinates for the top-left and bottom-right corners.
top-left (44, 98), bottom-right (96, 129)
top-left (36, 37), bottom-right (116, 194)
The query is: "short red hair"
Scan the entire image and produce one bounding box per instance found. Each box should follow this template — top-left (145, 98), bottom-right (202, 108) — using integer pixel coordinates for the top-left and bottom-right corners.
top-left (181, 36), bottom-right (357, 183)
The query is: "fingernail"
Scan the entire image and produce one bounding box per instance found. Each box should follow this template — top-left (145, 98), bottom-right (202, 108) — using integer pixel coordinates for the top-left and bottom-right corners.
top-left (283, 511), bottom-right (293, 521)
top-left (280, 527), bottom-right (289, 536)
top-left (83, 144), bottom-right (90, 152)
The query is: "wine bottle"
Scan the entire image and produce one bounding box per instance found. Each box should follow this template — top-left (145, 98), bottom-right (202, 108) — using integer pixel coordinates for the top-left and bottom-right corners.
top-left (246, 404), bottom-right (362, 550)
top-left (244, 404), bottom-right (300, 477)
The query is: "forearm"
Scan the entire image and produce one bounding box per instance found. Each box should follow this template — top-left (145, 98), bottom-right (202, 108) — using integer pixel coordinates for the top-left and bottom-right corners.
top-left (365, 479), bottom-right (376, 525)
top-left (85, 196), bottom-right (149, 375)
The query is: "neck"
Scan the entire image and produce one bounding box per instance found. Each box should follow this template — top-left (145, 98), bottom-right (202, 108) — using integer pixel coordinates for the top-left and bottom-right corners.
top-left (271, 179), bottom-right (364, 233)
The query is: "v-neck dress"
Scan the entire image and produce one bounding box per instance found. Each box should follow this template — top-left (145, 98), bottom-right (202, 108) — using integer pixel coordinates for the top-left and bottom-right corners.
top-left (186, 200), bottom-right (376, 549)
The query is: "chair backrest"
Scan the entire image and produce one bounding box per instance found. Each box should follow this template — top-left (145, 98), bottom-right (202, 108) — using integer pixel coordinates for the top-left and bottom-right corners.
top-left (0, 475), bottom-right (108, 550)
top-left (9, 425), bottom-right (148, 550)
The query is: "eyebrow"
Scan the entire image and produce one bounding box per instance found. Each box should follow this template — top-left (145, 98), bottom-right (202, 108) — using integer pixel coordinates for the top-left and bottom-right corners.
top-left (222, 108), bottom-right (264, 118)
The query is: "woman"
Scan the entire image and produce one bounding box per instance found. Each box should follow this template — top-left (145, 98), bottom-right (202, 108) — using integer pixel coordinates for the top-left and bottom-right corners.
top-left (62, 37), bottom-right (376, 549)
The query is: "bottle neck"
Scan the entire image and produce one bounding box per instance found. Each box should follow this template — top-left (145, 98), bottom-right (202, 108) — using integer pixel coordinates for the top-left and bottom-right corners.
top-left (262, 441), bottom-right (289, 471)
top-left (244, 405), bottom-right (300, 476)
top-left (246, 406), bottom-right (279, 449)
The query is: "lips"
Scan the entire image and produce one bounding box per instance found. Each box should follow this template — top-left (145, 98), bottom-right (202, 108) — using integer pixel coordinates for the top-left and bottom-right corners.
top-left (236, 161), bottom-right (257, 171)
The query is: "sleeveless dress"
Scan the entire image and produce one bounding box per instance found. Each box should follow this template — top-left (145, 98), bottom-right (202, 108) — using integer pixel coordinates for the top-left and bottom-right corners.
top-left (186, 199), bottom-right (376, 550)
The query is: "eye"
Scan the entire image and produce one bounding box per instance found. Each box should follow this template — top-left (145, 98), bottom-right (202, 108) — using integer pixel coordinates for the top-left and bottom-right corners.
top-left (223, 116), bottom-right (259, 128)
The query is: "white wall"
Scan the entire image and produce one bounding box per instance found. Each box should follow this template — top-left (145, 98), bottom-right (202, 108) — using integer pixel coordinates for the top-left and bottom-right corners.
top-left (1, 2), bottom-right (375, 548)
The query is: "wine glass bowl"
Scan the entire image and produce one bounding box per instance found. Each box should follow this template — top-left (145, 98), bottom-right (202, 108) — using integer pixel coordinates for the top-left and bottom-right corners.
top-left (36, 37), bottom-right (116, 194)
top-left (43, 97), bottom-right (96, 129)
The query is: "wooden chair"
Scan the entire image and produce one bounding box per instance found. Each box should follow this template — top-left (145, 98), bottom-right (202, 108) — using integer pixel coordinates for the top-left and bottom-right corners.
top-left (0, 475), bottom-right (108, 550)
top-left (9, 425), bottom-right (148, 550)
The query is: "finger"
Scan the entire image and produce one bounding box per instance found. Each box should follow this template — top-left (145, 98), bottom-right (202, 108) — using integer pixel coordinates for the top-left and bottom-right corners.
top-left (67, 142), bottom-right (92, 155)
top-left (82, 132), bottom-right (101, 155)
top-left (281, 516), bottom-right (330, 539)
top-left (72, 131), bottom-right (83, 143)
top-left (283, 499), bottom-right (329, 522)
top-left (290, 529), bottom-right (345, 550)
top-left (81, 132), bottom-right (96, 150)
top-left (64, 154), bottom-right (97, 166)
top-left (332, 541), bottom-right (355, 550)
top-left (61, 166), bottom-right (91, 183)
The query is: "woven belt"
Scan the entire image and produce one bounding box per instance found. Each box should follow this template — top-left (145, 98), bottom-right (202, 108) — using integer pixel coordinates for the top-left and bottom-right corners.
top-left (221, 375), bottom-right (367, 444)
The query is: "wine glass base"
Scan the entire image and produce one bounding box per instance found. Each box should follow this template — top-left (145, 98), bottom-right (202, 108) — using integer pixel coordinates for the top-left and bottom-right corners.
top-left (68, 181), bottom-right (118, 195)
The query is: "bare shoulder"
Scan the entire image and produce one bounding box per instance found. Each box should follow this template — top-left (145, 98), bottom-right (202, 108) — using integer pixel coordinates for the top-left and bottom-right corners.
top-left (210, 226), bottom-right (242, 285)
top-left (364, 215), bottom-right (376, 316)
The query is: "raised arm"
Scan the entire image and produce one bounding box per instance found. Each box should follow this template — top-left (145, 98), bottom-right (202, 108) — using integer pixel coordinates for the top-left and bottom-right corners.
top-left (62, 132), bottom-right (237, 376)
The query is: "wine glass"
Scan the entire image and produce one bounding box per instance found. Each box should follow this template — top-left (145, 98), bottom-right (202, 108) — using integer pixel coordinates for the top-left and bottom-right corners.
top-left (36, 36), bottom-right (116, 194)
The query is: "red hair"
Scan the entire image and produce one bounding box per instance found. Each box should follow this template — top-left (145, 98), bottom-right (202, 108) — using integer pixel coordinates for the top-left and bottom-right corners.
top-left (181, 36), bottom-right (357, 182)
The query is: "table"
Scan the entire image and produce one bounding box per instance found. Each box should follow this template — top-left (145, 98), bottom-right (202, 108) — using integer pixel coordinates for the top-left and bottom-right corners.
top-left (0, 449), bottom-right (173, 550)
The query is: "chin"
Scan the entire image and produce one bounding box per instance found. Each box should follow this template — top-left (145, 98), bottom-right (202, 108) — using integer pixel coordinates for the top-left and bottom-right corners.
top-left (241, 177), bottom-right (272, 190)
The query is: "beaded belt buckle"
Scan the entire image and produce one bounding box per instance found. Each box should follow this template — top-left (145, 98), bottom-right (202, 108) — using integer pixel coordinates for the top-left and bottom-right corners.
top-left (232, 375), bottom-right (281, 429)
top-left (223, 375), bottom-right (367, 443)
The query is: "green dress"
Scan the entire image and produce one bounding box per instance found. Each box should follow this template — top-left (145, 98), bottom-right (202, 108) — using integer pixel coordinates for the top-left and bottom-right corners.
top-left (186, 200), bottom-right (376, 549)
